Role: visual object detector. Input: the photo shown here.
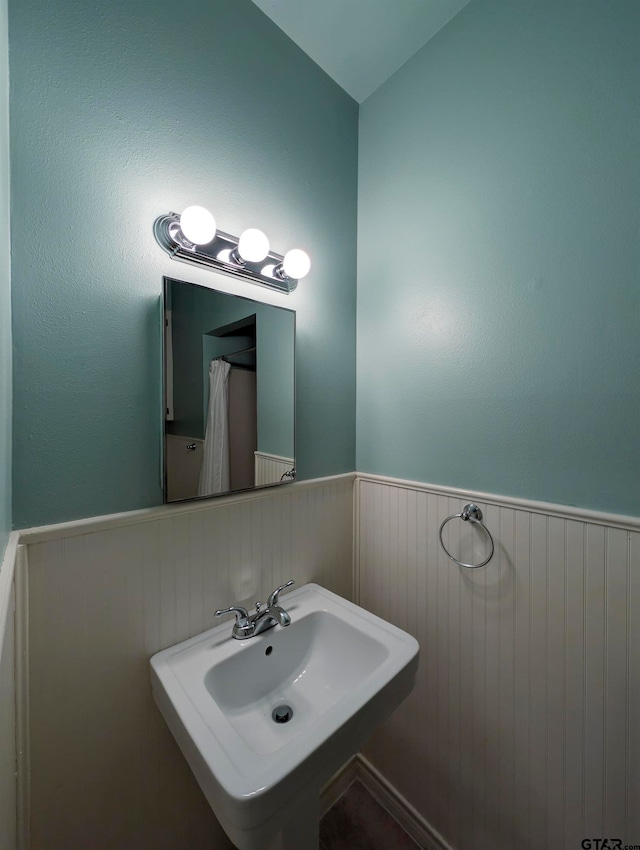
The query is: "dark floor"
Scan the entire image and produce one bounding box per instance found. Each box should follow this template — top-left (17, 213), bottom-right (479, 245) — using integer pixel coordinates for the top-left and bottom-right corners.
top-left (319, 781), bottom-right (420, 850)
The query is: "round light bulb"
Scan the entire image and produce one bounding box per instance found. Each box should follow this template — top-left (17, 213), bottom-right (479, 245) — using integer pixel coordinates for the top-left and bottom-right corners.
top-left (282, 249), bottom-right (311, 280)
top-left (237, 228), bottom-right (270, 262)
top-left (179, 206), bottom-right (216, 245)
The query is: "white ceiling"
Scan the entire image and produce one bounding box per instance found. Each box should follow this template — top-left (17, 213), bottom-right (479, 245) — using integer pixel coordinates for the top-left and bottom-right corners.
top-left (251, 0), bottom-right (473, 102)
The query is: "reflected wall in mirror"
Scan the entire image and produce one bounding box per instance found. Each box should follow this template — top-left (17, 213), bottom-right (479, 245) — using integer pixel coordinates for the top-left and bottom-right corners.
top-left (164, 278), bottom-right (295, 503)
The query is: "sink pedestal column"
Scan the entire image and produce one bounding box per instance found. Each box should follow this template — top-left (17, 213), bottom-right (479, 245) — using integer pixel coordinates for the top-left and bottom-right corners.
top-left (264, 788), bottom-right (319, 850)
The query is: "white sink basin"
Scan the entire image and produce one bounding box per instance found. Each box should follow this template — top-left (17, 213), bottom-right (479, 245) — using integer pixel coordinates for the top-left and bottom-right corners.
top-left (150, 583), bottom-right (419, 850)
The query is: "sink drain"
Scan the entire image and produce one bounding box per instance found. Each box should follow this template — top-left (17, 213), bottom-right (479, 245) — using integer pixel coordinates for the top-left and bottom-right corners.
top-left (272, 704), bottom-right (293, 724)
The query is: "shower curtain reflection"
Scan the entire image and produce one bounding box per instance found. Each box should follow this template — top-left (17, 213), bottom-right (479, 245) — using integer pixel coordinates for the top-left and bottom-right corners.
top-left (198, 359), bottom-right (230, 495)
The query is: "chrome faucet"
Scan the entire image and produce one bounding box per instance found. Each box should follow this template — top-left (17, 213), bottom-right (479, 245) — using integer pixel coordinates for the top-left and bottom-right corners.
top-left (215, 580), bottom-right (295, 640)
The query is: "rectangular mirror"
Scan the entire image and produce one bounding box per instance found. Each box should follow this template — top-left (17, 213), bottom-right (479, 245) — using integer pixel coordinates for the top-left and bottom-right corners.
top-left (163, 277), bottom-right (295, 502)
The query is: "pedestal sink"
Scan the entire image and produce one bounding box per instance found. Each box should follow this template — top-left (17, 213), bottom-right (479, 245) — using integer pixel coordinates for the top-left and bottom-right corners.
top-left (150, 583), bottom-right (419, 850)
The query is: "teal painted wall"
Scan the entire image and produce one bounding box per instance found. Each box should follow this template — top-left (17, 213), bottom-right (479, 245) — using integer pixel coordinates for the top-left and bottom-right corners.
top-left (10, 0), bottom-right (357, 527)
top-left (0, 0), bottom-right (11, 557)
top-left (256, 307), bottom-right (295, 458)
top-left (357, 0), bottom-right (640, 515)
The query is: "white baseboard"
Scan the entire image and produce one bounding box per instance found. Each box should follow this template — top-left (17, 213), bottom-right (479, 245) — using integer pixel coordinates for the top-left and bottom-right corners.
top-left (320, 753), bottom-right (454, 850)
top-left (356, 755), bottom-right (454, 850)
top-left (319, 756), bottom-right (359, 817)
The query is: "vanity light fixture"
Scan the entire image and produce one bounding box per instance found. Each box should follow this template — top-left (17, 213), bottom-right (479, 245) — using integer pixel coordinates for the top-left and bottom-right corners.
top-left (153, 208), bottom-right (310, 293)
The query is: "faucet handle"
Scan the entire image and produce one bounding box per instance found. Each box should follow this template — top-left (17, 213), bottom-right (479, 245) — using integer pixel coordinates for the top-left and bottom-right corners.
top-left (215, 606), bottom-right (253, 639)
top-left (267, 580), bottom-right (295, 608)
top-left (215, 606), bottom-right (250, 625)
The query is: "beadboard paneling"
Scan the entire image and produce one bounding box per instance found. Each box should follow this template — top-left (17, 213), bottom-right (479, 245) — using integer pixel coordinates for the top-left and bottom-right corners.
top-left (0, 534), bottom-right (18, 850)
top-left (356, 476), bottom-right (640, 850)
top-left (254, 452), bottom-right (295, 486)
top-left (0, 584), bottom-right (15, 849)
top-left (27, 476), bottom-right (353, 850)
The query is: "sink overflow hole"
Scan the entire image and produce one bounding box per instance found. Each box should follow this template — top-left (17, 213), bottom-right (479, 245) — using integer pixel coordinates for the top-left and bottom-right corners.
top-left (265, 646), bottom-right (273, 656)
top-left (272, 705), bottom-right (293, 724)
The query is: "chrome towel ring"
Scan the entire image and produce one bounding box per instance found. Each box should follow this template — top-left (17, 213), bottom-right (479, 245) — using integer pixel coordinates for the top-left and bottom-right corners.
top-left (438, 503), bottom-right (495, 569)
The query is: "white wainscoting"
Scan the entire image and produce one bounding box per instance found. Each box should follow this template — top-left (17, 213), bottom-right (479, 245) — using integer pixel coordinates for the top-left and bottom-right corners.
top-left (0, 533), bottom-right (18, 850)
top-left (17, 471), bottom-right (640, 850)
top-left (356, 475), bottom-right (640, 850)
top-left (254, 451), bottom-right (295, 487)
top-left (25, 475), bottom-right (354, 850)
